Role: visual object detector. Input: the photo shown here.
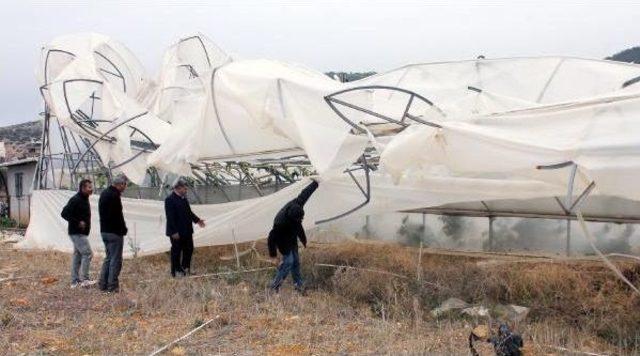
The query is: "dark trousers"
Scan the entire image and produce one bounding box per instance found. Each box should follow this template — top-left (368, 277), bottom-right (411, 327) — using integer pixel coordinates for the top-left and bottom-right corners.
top-left (99, 233), bottom-right (123, 291)
top-left (169, 235), bottom-right (194, 275)
top-left (271, 248), bottom-right (302, 290)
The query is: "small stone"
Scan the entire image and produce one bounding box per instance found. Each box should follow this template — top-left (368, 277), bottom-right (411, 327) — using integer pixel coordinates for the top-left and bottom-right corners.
top-left (472, 324), bottom-right (489, 339)
top-left (40, 276), bottom-right (58, 285)
top-left (493, 304), bottom-right (530, 323)
top-left (461, 306), bottom-right (490, 318)
top-left (508, 304), bottom-right (530, 323)
top-left (9, 298), bottom-right (29, 307)
top-left (170, 346), bottom-right (186, 355)
top-left (431, 297), bottom-right (470, 317)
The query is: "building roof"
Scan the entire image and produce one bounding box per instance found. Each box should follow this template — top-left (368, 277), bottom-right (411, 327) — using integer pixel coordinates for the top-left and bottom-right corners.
top-left (0, 157), bottom-right (38, 168)
top-left (0, 120), bottom-right (42, 163)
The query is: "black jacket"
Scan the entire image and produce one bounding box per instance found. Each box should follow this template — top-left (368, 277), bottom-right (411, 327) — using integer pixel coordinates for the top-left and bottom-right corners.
top-left (165, 192), bottom-right (201, 238)
top-left (98, 186), bottom-right (128, 236)
top-left (61, 192), bottom-right (91, 235)
top-left (268, 181), bottom-right (319, 257)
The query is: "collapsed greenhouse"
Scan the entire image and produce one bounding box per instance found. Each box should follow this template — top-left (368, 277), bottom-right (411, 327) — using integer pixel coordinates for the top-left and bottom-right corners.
top-left (20, 32), bottom-right (640, 258)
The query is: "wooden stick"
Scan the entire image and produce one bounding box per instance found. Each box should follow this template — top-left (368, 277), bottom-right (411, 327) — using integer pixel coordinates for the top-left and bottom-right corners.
top-left (148, 317), bottom-right (217, 356)
top-left (185, 267), bottom-right (275, 280)
top-left (315, 263), bottom-right (443, 289)
top-left (543, 344), bottom-right (609, 356)
top-left (231, 229), bottom-right (241, 270)
top-left (417, 241), bottom-right (423, 282)
top-left (138, 267), bottom-right (275, 283)
top-left (315, 263), bottom-right (410, 280)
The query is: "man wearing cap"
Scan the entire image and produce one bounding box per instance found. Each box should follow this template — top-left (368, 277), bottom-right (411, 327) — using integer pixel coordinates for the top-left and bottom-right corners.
top-left (98, 174), bottom-right (128, 292)
top-left (164, 180), bottom-right (205, 277)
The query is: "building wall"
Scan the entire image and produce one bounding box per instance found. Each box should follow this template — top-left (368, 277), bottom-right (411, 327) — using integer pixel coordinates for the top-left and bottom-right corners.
top-left (7, 163), bottom-right (36, 226)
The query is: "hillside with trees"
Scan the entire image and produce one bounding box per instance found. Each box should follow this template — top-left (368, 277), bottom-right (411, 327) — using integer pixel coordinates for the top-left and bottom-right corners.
top-left (607, 47), bottom-right (640, 63)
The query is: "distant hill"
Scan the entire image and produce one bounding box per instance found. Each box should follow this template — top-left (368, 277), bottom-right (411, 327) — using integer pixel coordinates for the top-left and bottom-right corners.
top-left (325, 71), bottom-right (376, 82)
top-left (0, 120), bottom-right (42, 162)
top-left (607, 47), bottom-right (640, 64)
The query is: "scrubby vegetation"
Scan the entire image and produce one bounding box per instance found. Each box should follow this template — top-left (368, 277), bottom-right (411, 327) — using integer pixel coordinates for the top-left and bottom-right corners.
top-left (1, 240), bottom-right (638, 354)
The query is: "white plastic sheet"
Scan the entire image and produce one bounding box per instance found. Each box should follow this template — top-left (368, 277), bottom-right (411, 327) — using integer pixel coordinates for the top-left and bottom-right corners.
top-left (22, 175), bottom-right (564, 258)
top-left (26, 32), bottom-right (640, 257)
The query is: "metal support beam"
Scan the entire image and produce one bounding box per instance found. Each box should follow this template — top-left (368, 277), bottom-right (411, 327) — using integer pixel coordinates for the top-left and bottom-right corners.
top-left (488, 216), bottom-right (495, 252)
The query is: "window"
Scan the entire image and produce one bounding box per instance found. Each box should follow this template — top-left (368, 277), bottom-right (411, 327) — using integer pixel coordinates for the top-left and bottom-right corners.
top-left (14, 172), bottom-right (23, 197)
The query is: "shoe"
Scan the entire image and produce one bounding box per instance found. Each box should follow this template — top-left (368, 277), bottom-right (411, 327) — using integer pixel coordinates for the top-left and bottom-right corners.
top-left (184, 268), bottom-right (191, 276)
top-left (104, 287), bottom-right (120, 293)
top-left (70, 282), bottom-right (80, 289)
top-left (80, 280), bottom-right (97, 288)
top-left (172, 271), bottom-right (185, 278)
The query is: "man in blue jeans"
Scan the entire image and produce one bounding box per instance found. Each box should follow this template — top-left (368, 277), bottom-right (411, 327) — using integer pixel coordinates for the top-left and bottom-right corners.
top-left (268, 179), bottom-right (319, 293)
top-left (98, 174), bottom-right (128, 293)
top-left (61, 179), bottom-right (95, 288)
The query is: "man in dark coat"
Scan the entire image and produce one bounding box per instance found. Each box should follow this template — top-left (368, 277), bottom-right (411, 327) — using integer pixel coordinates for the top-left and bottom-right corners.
top-left (98, 174), bottom-right (128, 292)
top-left (61, 179), bottom-right (95, 288)
top-left (268, 179), bottom-right (319, 293)
top-left (164, 180), bottom-right (205, 277)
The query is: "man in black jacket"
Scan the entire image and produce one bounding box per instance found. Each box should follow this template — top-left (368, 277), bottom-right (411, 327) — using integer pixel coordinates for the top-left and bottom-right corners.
top-left (61, 179), bottom-right (95, 288)
top-left (165, 180), bottom-right (205, 277)
top-left (268, 179), bottom-right (319, 293)
top-left (98, 174), bottom-right (128, 292)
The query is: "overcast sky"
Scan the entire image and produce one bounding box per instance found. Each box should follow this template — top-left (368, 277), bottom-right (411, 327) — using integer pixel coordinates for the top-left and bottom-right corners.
top-left (1, 0), bottom-right (639, 125)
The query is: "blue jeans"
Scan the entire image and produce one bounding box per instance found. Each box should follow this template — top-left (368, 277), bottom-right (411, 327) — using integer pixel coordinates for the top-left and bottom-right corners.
top-left (271, 249), bottom-right (303, 290)
top-left (69, 234), bottom-right (93, 283)
top-left (98, 233), bottom-right (123, 291)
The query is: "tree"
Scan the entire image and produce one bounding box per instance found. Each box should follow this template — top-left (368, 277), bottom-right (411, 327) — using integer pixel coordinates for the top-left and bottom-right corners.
top-left (607, 47), bottom-right (640, 64)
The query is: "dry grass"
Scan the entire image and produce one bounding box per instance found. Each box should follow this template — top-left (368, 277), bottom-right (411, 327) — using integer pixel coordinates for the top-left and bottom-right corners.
top-left (1, 239), bottom-right (638, 355)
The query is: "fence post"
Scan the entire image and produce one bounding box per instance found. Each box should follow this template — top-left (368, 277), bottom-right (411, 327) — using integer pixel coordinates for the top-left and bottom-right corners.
top-left (17, 197), bottom-right (21, 228)
top-left (488, 216), bottom-right (494, 251)
top-left (232, 229), bottom-right (241, 270)
top-left (566, 219), bottom-right (571, 257)
top-left (416, 241), bottom-right (423, 282)
top-left (365, 215), bottom-right (370, 236)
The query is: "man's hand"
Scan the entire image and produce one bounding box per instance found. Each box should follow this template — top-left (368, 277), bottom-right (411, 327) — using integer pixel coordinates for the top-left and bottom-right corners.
top-left (197, 220), bottom-right (205, 228)
top-left (171, 233), bottom-right (180, 240)
top-left (310, 176), bottom-right (321, 183)
top-left (78, 221), bottom-right (86, 230)
top-left (269, 256), bottom-right (280, 265)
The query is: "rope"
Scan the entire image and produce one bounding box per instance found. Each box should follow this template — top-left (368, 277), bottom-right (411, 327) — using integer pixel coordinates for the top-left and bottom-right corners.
top-left (139, 267), bottom-right (275, 283)
top-left (543, 344), bottom-right (610, 356)
top-left (315, 263), bottom-right (409, 279)
top-left (185, 267), bottom-right (275, 280)
top-left (605, 253), bottom-right (640, 263)
top-left (576, 211), bottom-right (640, 296)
